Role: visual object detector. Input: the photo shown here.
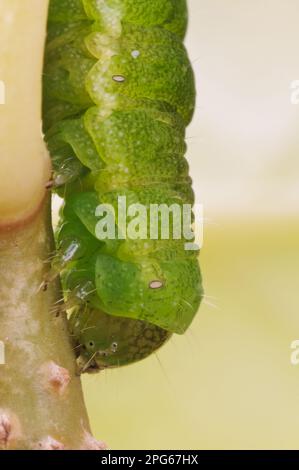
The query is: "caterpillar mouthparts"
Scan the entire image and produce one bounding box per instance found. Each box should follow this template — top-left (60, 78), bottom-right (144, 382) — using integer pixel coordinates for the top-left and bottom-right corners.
top-left (43, 0), bottom-right (203, 372)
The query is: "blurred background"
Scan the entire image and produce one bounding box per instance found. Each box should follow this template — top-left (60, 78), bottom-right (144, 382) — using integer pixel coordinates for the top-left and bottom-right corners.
top-left (79, 0), bottom-right (299, 449)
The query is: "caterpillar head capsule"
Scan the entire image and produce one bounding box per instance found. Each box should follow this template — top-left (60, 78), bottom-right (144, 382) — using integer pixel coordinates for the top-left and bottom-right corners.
top-left (70, 308), bottom-right (171, 373)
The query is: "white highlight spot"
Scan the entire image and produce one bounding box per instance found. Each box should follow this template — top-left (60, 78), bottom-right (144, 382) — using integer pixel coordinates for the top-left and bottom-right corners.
top-left (291, 340), bottom-right (299, 365)
top-left (149, 280), bottom-right (164, 290)
top-left (112, 75), bottom-right (125, 83)
top-left (0, 81), bottom-right (6, 105)
top-left (131, 50), bottom-right (140, 59)
top-left (290, 80), bottom-right (299, 105)
top-left (3, 12), bottom-right (14, 24)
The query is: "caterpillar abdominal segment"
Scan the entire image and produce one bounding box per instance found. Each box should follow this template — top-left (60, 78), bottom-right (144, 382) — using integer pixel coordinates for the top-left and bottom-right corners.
top-left (43, 0), bottom-right (203, 372)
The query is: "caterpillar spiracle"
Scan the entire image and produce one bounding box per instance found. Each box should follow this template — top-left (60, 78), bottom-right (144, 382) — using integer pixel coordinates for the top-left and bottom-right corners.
top-left (43, 0), bottom-right (203, 372)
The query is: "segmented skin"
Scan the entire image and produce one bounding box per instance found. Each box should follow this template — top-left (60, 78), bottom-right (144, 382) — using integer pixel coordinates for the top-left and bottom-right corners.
top-left (43, 0), bottom-right (203, 371)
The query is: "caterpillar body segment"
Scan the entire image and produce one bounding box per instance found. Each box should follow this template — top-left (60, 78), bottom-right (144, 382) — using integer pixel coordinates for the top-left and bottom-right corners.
top-left (43, 0), bottom-right (203, 372)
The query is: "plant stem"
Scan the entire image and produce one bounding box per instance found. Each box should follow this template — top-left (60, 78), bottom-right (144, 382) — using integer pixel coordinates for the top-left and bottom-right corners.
top-left (0, 198), bottom-right (103, 449)
top-left (0, 1), bottom-right (104, 450)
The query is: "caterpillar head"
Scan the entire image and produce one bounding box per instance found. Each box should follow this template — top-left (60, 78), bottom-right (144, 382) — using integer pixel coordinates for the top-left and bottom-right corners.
top-left (70, 308), bottom-right (171, 373)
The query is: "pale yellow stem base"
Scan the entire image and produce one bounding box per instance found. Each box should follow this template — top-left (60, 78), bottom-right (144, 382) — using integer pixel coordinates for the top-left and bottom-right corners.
top-left (0, 0), bottom-right (51, 226)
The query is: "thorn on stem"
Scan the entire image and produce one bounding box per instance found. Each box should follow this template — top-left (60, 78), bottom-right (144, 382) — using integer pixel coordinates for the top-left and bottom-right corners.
top-left (0, 410), bottom-right (22, 449)
top-left (0, 414), bottom-right (11, 447)
top-left (39, 361), bottom-right (71, 396)
top-left (80, 430), bottom-right (107, 450)
top-left (34, 436), bottom-right (65, 450)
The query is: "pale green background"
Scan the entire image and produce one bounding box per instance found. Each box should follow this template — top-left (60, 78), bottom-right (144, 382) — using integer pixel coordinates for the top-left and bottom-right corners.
top-left (55, 0), bottom-right (299, 449)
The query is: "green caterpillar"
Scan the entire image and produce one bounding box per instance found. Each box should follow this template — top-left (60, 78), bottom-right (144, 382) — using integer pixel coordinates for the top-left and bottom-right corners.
top-left (43, 0), bottom-right (203, 372)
